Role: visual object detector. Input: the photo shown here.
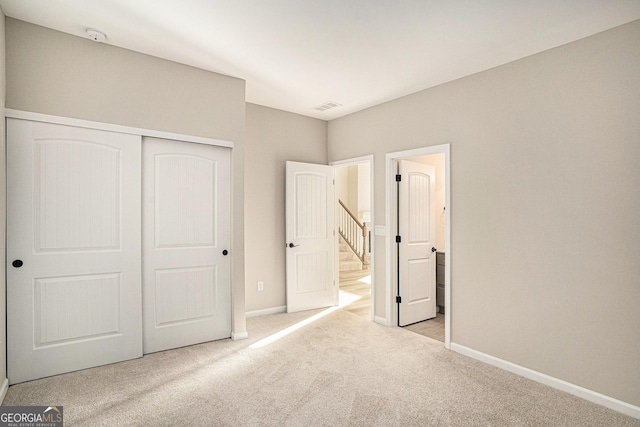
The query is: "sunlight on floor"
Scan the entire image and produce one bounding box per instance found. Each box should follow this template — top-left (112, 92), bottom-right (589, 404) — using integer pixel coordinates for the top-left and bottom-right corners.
top-left (358, 275), bottom-right (371, 285)
top-left (249, 290), bottom-right (363, 349)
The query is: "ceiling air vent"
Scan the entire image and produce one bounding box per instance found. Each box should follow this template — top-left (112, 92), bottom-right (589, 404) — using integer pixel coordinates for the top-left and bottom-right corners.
top-left (313, 101), bottom-right (342, 112)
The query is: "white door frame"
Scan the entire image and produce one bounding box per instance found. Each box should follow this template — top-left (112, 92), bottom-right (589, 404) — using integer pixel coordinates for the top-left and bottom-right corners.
top-left (330, 155), bottom-right (375, 321)
top-left (385, 145), bottom-right (451, 348)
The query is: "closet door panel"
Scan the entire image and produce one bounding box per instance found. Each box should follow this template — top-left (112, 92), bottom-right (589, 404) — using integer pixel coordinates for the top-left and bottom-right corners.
top-left (142, 137), bottom-right (231, 354)
top-left (7, 119), bottom-right (142, 384)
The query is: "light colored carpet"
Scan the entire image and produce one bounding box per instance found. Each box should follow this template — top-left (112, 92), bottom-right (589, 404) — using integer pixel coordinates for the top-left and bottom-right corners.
top-left (3, 301), bottom-right (638, 426)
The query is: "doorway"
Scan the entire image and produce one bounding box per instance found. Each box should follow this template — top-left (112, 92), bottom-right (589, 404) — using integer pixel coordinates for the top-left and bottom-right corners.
top-left (385, 145), bottom-right (451, 348)
top-left (331, 156), bottom-right (374, 322)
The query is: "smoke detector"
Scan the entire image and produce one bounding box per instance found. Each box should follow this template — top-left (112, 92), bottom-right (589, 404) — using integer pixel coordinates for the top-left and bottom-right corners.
top-left (86, 29), bottom-right (107, 42)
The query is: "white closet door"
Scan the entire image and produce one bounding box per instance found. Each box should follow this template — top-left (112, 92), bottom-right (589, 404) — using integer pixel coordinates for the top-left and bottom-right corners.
top-left (7, 119), bottom-right (142, 384)
top-left (142, 137), bottom-right (231, 354)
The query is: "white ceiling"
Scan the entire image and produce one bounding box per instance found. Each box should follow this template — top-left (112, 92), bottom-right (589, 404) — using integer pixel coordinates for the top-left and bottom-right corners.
top-left (1, 1), bottom-right (639, 120)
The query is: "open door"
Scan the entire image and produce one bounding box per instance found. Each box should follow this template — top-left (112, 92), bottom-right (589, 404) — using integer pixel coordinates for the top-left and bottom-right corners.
top-left (397, 160), bottom-right (437, 326)
top-left (285, 161), bottom-right (337, 313)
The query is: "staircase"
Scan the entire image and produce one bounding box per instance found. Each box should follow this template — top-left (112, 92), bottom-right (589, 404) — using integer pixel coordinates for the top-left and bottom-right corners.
top-left (339, 238), bottom-right (369, 272)
top-left (338, 199), bottom-right (369, 272)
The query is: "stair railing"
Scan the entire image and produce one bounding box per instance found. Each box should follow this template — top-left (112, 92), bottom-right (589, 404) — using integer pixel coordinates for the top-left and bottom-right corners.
top-left (338, 200), bottom-right (368, 266)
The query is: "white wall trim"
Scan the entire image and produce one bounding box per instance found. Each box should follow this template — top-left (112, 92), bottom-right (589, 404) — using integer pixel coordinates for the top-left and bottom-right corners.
top-left (385, 144), bottom-right (451, 348)
top-left (231, 331), bottom-right (249, 341)
top-left (374, 315), bottom-right (389, 326)
top-left (330, 155), bottom-right (373, 166)
top-left (5, 109), bottom-right (234, 148)
top-left (0, 378), bottom-right (8, 404)
top-left (330, 154), bottom-right (375, 322)
top-left (451, 343), bottom-right (640, 420)
top-left (246, 306), bottom-right (287, 318)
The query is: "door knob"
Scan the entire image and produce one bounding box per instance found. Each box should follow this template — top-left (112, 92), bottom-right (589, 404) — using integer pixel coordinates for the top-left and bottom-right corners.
top-left (288, 243), bottom-right (299, 248)
top-left (222, 250), bottom-right (228, 256)
top-left (431, 247), bottom-right (437, 253)
top-left (12, 260), bottom-right (23, 268)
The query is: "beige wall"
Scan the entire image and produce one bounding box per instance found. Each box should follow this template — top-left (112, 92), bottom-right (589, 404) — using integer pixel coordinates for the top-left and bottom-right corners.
top-left (328, 20), bottom-right (640, 406)
top-left (347, 165), bottom-right (359, 215)
top-left (337, 166), bottom-right (350, 206)
top-left (0, 11), bottom-right (7, 391)
top-left (357, 162), bottom-right (371, 221)
top-left (336, 165), bottom-right (359, 215)
top-left (244, 103), bottom-right (327, 312)
top-left (5, 20), bottom-right (243, 142)
top-left (5, 19), bottom-right (248, 335)
top-left (337, 163), bottom-right (371, 222)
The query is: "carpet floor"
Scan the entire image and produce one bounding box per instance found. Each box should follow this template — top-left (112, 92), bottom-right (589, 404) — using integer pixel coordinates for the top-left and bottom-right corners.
top-left (3, 298), bottom-right (638, 426)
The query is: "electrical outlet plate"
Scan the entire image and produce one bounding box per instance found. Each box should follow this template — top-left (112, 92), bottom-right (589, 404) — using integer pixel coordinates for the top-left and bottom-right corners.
top-left (257, 281), bottom-right (264, 291)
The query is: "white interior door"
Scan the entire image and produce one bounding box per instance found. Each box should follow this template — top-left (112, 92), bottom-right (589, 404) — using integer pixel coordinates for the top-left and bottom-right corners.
top-left (285, 161), bottom-right (337, 313)
top-left (142, 137), bottom-right (231, 354)
top-left (7, 119), bottom-right (142, 384)
top-left (398, 160), bottom-right (437, 326)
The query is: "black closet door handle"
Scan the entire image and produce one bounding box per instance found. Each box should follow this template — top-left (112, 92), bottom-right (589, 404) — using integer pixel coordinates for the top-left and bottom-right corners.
top-left (222, 250), bottom-right (228, 256)
top-left (12, 260), bottom-right (23, 268)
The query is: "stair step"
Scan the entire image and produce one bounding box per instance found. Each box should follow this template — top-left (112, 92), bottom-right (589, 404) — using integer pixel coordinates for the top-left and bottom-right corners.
top-left (340, 259), bottom-right (363, 272)
top-left (338, 237), bottom-right (369, 271)
top-left (340, 252), bottom-right (355, 261)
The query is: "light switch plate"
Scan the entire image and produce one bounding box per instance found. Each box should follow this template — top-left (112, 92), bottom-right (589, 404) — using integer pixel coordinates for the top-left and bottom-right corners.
top-left (374, 225), bottom-right (386, 236)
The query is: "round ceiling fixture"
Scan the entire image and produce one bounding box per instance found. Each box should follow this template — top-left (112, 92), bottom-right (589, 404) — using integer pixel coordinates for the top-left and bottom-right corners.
top-left (86, 29), bottom-right (107, 42)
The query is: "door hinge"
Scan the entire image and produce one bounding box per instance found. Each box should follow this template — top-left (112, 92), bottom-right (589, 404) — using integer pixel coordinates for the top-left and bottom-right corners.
top-left (396, 296), bottom-right (402, 304)
top-left (396, 235), bottom-right (401, 243)
top-left (395, 174), bottom-right (401, 182)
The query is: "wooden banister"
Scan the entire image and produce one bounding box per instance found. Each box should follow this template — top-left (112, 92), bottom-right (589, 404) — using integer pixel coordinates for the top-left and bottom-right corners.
top-left (338, 200), bottom-right (369, 266)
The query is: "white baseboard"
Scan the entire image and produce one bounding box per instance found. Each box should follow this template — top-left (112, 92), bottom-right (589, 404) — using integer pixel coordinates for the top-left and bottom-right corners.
top-left (374, 315), bottom-right (388, 326)
top-left (0, 378), bottom-right (8, 404)
top-left (450, 343), bottom-right (640, 420)
top-left (231, 331), bottom-right (248, 341)
top-left (246, 306), bottom-right (287, 318)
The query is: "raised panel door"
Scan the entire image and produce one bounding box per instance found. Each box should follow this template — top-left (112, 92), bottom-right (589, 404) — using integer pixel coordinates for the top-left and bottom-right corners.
top-left (142, 137), bottom-right (231, 354)
top-left (7, 119), bottom-right (142, 384)
top-left (398, 160), bottom-right (437, 326)
top-left (285, 161), bottom-right (337, 313)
